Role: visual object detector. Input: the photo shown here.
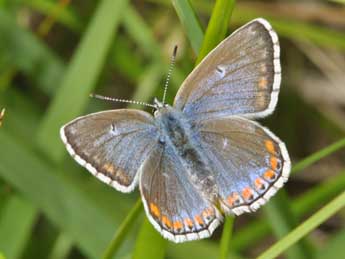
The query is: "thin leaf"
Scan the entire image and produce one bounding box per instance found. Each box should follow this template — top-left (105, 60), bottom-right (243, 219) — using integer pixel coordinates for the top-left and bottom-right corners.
top-left (291, 137), bottom-right (345, 174)
top-left (257, 190), bottom-right (345, 259)
top-left (219, 217), bottom-right (234, 259)
top-left (196, 0), bottom-right (236, 64)
top-left (0, 195), bottom-right (37, 259)
top-left (102, 199), bottom-right (142, 259)
top-left (132, 219), bottom-right (167, 259)
top-left (48, 234), bottom-right (73, 259)
top-left (171, 0), bottom-right (204, 54)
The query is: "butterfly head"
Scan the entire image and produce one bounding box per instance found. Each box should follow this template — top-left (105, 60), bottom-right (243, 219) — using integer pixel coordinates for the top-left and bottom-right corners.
top-left (153, 97), bottom-right (172, 117)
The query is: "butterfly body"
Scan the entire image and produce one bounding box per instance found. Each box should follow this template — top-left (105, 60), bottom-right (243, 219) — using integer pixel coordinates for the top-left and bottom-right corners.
top-left (155, 105), bottom-right (218, 201)
top-left (61, 18), bottom-right (291, 243)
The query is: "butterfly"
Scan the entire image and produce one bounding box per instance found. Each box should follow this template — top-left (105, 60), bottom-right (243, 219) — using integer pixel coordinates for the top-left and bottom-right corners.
top-left (60, 18), bottom-right (290, 243)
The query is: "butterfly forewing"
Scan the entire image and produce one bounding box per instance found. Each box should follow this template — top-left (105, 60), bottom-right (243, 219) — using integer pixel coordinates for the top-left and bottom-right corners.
top-left (174, 18), bottom-right (280, 122)
top-left (139, 143), bottom-right (223, 243)
top-left (196, 117), bottom-right (290, 215)
top-left (60, 109), bottom-right (159, 192)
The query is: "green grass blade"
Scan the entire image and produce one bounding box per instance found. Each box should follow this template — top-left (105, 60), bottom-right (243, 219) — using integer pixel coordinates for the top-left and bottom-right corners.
top-left (36, 0), bottom-right (129, 162)
top-left (132, 219), bottom-right (167, 259)
top-left (263, 194), bottom-right (312, 259)
top-left (219, 217), bottom-right (234, 259)
top-left (291, 137), bottom-right (345, 174)
top-left (257, 190), bottom-right (345, 259)
top-left (0, 195), bottom-right (37, 259)
top-left (102, 199), bottom-right (142, 259)
top-left (196, 0), bottom-right (235, 64)
top-left (171, 0), bottom-right (204, 54)
top-left (48, 234), bottom-right (73, 259)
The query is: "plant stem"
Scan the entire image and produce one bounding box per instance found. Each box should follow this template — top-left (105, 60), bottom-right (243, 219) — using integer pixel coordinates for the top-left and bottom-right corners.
top-left (102, 199), bottom-right (142, 259)
top-left (219, 217), bottom-right (235, 259)
top-left (291, 137), bottom-right (345, 174)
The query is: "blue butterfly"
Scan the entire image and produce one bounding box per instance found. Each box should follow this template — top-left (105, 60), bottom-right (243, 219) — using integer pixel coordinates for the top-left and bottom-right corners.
top-left (60, 18), bottom-right (290, 243)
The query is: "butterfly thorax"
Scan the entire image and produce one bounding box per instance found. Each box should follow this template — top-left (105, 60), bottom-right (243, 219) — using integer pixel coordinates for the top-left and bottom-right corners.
top-left (155, 105), bottom-right (218, 201)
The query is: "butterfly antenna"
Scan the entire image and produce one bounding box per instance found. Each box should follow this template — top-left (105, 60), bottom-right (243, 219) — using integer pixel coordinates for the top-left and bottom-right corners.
top-left (162, 45), bottom-right (178, 104)
top-left (89, 94), bottom-right (156, 108)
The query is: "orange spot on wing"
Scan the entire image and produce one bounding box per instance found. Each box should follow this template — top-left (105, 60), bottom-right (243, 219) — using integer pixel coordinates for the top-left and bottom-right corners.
top-left (270, 157), bottom-right (278, 170)
top-left (102, 163), bottom-right (115, 174)
top-left (194, 215), bottom-right (204, 226)
top-left (265, 140), bottom-right (275, 154)
top-left (264, 170), bottom-right (276, 180)
top-left (202, 208), bottom-right (214, 218)
top-left (173, 221), bottom-right (183, 231)
top-left (242, 187), bottom-right (253, 200)
top-left (227, 192), bottom-right (239, 207)
top-left (258, 78), bottom-right (268, 89)
top-left (149, 203), bottom-right (160, 218)
top-left (184, 218), bottom-right (194, 229)
top-left (255, 178), bottom-right (265, 190)
top-left (162, 216), bottom-right (172, 229)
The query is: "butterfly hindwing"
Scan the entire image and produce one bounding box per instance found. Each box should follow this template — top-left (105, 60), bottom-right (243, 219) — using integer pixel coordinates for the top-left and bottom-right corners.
top-left (197, 116), bottom-right (290, 215)
top-left (60, 109), bottom-right (158, 193)
top-left (174, 18), bottom-right (280, 122)
top-left (139, 143), bottom-right (223, 243)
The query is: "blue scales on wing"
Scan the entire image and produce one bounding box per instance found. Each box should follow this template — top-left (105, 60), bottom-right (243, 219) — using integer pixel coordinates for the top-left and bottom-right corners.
top-left (173, 19), bottom-right (281, 122)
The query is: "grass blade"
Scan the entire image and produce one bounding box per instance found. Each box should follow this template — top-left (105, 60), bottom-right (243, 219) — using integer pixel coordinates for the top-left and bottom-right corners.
top-left (196, 0), bottom-right (236, 64)
top-left (102, 199), bottom-right (142, 259)
top-left (257, 190), bottom-right (345, 259)
top-left (36, 0), bottom-right (129, 162)
top-left (0, 195), bottom-right (37, 259)
top-left (171, 0), bottom-right (204, 54)
top-left (132, 219), bottom-right (167, 259)
top-left (219, 217), bottom-right (234, 259)
top-left (48, 234), bottom-right (73, 259)
top-left (291, 137), bottom-right (345, 174)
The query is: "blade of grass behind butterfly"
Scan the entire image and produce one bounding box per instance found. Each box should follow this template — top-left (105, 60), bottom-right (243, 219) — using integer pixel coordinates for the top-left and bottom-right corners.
top-left (36, 0), bottom-right (129, 163)
top-left (171, 0), bottom-right (204, 54)
top-left (0, 195), bottom-right (37, 259)
top-left (257, 190), bottom-right (345, 259)
top-left (195, 0), bottom-right (235, 65)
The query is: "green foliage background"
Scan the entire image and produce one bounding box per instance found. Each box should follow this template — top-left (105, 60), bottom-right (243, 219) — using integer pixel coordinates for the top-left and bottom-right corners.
top-left (0, 0), bottom-right (345, 258)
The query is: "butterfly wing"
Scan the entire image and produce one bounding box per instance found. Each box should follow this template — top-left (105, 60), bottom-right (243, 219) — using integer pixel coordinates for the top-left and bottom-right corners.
top-left (197, 116), bottom-right (290, 215)
top-left (139, 143), bottom-right (223, 243)
top-left (174, 18), bottom-right (280, 122)
top-left (60, 109), bottom-right (158, 193)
